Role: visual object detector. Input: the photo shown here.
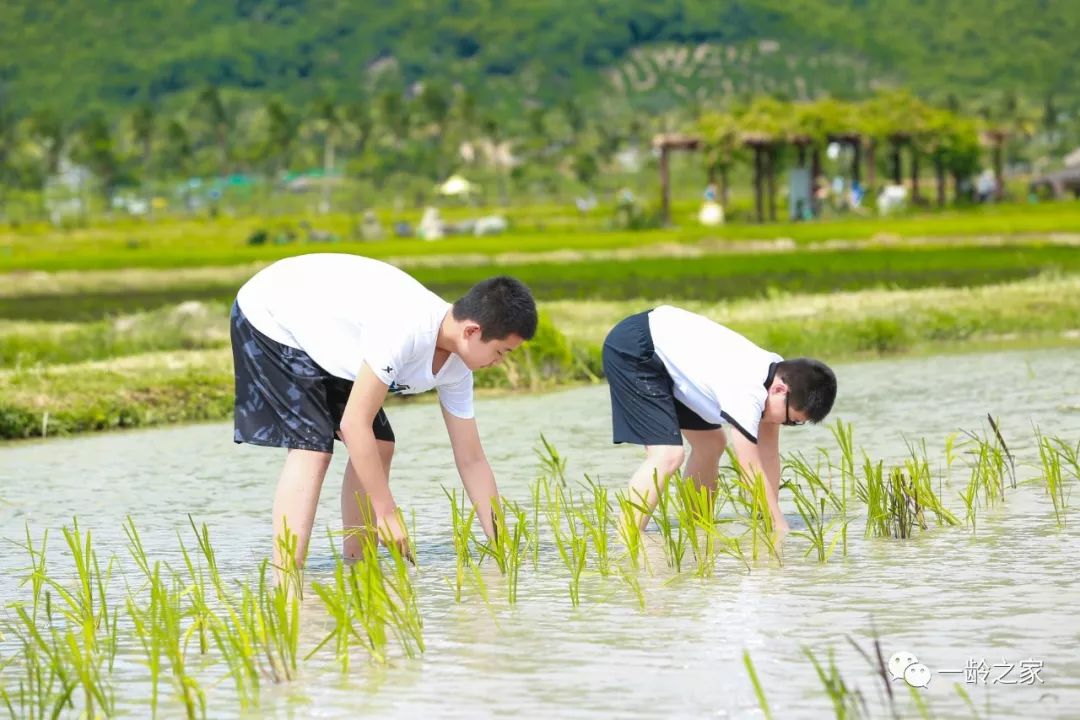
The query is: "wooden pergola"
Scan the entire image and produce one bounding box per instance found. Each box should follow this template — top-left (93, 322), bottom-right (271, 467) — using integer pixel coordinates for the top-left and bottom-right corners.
top-left (980, 129), bottom-right (1009, 201)
top-left (652, 133), bottom-right (701, 226)
top-left (654, 127), bottom-right (964, 224)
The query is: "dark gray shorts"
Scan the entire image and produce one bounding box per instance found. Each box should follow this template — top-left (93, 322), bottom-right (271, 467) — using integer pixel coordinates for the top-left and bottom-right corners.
top-left (602, 310), bottom-right (720, 446)
top-left (230, 302), bottom-right (394, 452)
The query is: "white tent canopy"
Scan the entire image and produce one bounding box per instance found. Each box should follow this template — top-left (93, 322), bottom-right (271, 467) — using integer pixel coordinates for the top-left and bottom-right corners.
top-left (437, 174), bottom-right (479, 196)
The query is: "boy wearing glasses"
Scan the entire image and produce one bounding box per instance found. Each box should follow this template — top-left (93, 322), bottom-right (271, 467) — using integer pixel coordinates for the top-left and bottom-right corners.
top-left (602, 305), bottom-right (837, 535)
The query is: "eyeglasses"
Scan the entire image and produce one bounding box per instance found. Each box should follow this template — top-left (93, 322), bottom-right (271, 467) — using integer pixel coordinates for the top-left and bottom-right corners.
top-left (784, 393), bottom-right (805, 427)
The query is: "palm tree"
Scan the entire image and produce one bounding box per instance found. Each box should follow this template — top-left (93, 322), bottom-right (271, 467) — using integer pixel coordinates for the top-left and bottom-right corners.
top-left (129, 103), bottom-right (156, 182)
top-left (0, 109), bottom-right (15, 216)
top-left (70, 111), bottom-right (119, 201)
top-left (163, 118), bottom-right (193, 178)
top-left (342, 100), bottom-right (373, 157)
top-left (377, 90), bottom-right (410, 145)
top-left (304, 98), bottom-right (357, 213)
top-left (196, 85), bottom-right (230, 172)
top-left (29, 109), bottom-right (65, 178)
top-left (264, 99), bottom-right (298, 176)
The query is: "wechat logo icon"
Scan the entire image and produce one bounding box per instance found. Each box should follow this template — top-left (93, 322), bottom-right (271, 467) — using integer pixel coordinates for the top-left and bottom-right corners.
top-left (889, 650), bottom-right (931, 689)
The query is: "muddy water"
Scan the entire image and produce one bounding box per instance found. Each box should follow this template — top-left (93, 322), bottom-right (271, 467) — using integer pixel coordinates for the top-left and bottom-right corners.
top-left (1, 347), bottom-right (1078, 718)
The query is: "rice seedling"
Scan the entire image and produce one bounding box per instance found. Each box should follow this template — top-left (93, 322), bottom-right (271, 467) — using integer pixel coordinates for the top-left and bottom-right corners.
top-left (904, 440), bottom-right (960, 529)
top-left (829, 419), bottom-right (857, 501)
top-left (723, 452), bottom-right (782, 564)
top-left (802, 646), bottom-right (869, 719)
top-left (577, 476), bottom-right (613, 577)
top-left (0, 522), bottom-right (118, 719)
top-left (651, 472), bottom-right (689, 572)
top-left (670, 472), bottom-right (737, 577)
top-left (789, 484), bottom-right (848, 564)
top-left (476, 497), bottom-right (528, 604)
top-left (377, 518), bottom-right (425, 658)
top-left (1035, 428), bottom-right (1069, 528)
top-left (858, 457), bottom-right (924, 539)
top-left (545, 483), bottom-right (588, 607)
top-left (959, 469), bottom-right (981, 532)
top-left (308, 534), bottom-right (363, 671)
top-left (1054, 435), bottom-right (1080, 482)
top-left (183, 521), bottom-right (263, 707)
top-left (529, 477), bottom-right (544, 569)
top-left (787, 452), bottom-right (849, 557)
top-left (535, 432), bottom-right (567, 486)
top-left (38, 519), bottom-right (118, 718)
top-left (962, 431), bottom-right (1008, 507)
top-left (742, 650), bottom-right (773, 720)
top-left (1, 528), bottom-right (76, 720)
top-left (906, 684), bottom-right (933, 720)
top-left (310, 547), bottom-right (389, 665)
top-left (126, 518), bottom-right (205, 718)
top-left (126, 562), bottom-right (205, 720)
top-left (310, 517), bottom-right (425, 666)
top-left (11, 525), bottom-right (50, 624)
top-left (943, 431), bottom-right (961, 483)
top-left (986, 413), bottom-right (1017, 490)
top-left (614, 489), bottom-right (646, 571)
top-left (444, 488), bottom-right (483, 603)
top-left (257, 530), bottom-right (303, 682)
top-left (616, 564), bottom-right (646, 610)
top-left (0, 614), bottom-right (76, 720)
top-left (953, 682), bottom-right (980, 718)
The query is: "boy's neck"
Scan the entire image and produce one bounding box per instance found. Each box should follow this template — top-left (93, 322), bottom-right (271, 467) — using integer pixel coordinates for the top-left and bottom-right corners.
top-left (436, 310), bottom-right (459, 354)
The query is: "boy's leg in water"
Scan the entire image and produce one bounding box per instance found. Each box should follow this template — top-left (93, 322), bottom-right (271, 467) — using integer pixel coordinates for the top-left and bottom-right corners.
top-left (272, 448), bottom-right (333, 570)
top-left (341, 440), bottom-right (395, 560)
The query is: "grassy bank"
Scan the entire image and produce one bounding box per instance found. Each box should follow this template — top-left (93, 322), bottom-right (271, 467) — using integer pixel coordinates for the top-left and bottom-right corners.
top-left (3, 275), bottom-right (1078, 440)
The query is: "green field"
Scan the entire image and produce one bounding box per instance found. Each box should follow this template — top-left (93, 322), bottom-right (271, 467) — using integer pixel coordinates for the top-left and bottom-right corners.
top-left (3, 202), bottom-right (1080, 440)
top-left (4, 201), bottom-right (1080, 273)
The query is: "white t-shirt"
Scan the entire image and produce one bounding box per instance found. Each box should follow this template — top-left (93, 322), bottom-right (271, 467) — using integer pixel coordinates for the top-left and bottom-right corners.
top-left (236, 253), bottom-right (474, 418)
top-left (648, 305), bottom-right (782, 443)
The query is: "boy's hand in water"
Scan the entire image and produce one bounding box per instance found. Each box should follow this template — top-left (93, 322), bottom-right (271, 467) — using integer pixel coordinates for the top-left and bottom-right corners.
top-left (377, 512), bottom-right (414, 562)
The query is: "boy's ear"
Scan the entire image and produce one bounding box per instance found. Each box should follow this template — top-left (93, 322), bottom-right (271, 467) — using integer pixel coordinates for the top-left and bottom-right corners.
top-left (462, 321), bottom-right (483, 339)
top-left (769, 379), bottom-right (788, 396)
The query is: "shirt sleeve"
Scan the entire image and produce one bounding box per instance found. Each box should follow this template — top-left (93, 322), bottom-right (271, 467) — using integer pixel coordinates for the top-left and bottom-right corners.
top-left (720, 386), bottom-right (768, 444)
top-left (362, 320), bottom-right (414, 386)
top-left (437, 372), bottom-right (475, 419)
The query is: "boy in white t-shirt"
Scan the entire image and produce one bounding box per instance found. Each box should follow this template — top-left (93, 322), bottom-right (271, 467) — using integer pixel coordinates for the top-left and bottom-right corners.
top-left (231, 253), bottom-right (537, 567)
top-left (602, 305), bottom-right (837, 535)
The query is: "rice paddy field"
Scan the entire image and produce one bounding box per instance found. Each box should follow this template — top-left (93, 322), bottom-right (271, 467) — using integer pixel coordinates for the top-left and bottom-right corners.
top-left (1, 347), bottom-right (1078, 718)
top-left (2, 202), bottom-right (1080, 717)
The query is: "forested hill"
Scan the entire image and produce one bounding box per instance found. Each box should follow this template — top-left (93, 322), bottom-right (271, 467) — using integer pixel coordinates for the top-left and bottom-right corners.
top-left (1, 0), bottom-right (1077, 118)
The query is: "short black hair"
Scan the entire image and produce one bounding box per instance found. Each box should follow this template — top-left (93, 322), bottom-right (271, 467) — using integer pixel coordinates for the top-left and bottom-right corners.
top-left (452, 276), bottom-right (537, 341)
top-left (776, 358), bottom-right (837, 423)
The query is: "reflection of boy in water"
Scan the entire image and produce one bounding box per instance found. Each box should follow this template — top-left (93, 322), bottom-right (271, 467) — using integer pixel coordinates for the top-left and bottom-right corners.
top-left (602, 306), bottom-right (837, 535)
top-left (231, 254), bottom-right (537, 569)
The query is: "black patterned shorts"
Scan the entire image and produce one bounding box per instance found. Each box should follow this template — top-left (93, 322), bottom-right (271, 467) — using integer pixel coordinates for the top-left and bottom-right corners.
top-left (602, 310), bottom-right (720, 446)
top-left (230, 301), bottom-right (394, 452)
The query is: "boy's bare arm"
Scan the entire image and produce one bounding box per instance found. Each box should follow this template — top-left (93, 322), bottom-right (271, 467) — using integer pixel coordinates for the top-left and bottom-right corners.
top-left (441, 405), bottom-right (499, 540)
top-left (339, 363), bottom-right (397, 530)
top-left (731, 424), bottom-right (788, 532)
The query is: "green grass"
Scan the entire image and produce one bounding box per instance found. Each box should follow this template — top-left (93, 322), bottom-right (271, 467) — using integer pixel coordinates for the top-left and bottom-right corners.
top-left (5, 201), bottom-right (1080, 273)
top-left (8, 241), bottom-right (1079, 323)
top-left (0, 303), bottom-right (228, 367)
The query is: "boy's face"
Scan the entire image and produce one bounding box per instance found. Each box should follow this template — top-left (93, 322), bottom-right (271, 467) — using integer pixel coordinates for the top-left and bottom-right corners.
top-left (459, 324), bottom-right (525, 370)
